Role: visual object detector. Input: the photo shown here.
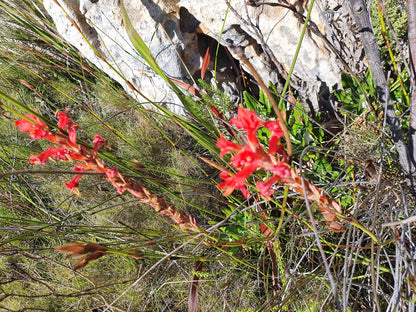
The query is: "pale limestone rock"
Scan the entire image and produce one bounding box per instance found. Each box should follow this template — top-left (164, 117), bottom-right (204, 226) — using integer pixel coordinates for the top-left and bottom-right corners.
top-left (178, 0), bottom-right (344, 109)
top-left (180, 0), bottom-right (337, 81)
top-left (42, 0), bottom-right (359, 114)
top-left (43, 0), bottom-right (200, 116)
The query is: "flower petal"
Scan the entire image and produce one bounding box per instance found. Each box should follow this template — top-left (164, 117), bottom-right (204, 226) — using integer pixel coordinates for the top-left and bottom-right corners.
top-left (29, 147), bottom-right (69, 165)
top-left (15, 114), bottom-right (54, 141)
top-left (230, 107), bottom-right (264, 133)
top-left (256, 175), bottom-right (281, 196)
top-left (265, 121), bottom-right (284, 155)
top-left (271, 162), bottom-right (291, 178)
top-left (93, 134), bottom-right (108, 157)
top-left (230, 148), bottom-right (260, 169)
top-left (57, 111), bottom-right (80, 146)
top-left (216, 134), bottom-right (244, 157)
top-left (64, 174), bottom-right (83, 190)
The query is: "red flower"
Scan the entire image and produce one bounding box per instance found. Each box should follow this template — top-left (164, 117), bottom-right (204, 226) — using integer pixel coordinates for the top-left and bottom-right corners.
top-left (218, 170), bottom-right (251, 198)
top-left (16, 110), bottom-right (206, 234)
top-left (105, 168), bottom-right (118, 178)
top-left (264, 121), bottom-right (284, 155)
top-left (230, 107), bottom-right (264, 133)
top-left (231, 107), bottom-right (265, 150)
top-left (271, 162), bottom-right (290, 177)
top-left (104, 168), bottom-right (128, 194)
top-left (256, 175), bottom-right (281, 196)
top-left (264, 121), bottom-right (283, 138)
top-left (216, 108), bottom-right (288, 198)
top-left (64, 174), bottom-right (83, 190)
top-left (93, 134), bottom-right (107, 157)
top-left (29, 147), bottom-right (69, 165)
top-left (63, 165), bottom-right (89, 192)
top-left (255, 163), bottom-right (290, 196)
top-left (68, 148), bottom-right (88, 161)
top-left (216, 109), bottom-right (345, 232)
top-left (57, 111), bottom-right (80, 146)
top-left (57, 111), bottom-right (72, 130)
top-left (230, 147), bottom-right (261, 169)
top-left (15, 114), bottom-right (55, 141)
top-left (216, 134), bottom-right (244, 157)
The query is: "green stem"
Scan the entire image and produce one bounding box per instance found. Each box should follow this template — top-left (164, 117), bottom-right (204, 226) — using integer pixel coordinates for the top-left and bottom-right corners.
top-left (277, 0), bottom-right (316, 109)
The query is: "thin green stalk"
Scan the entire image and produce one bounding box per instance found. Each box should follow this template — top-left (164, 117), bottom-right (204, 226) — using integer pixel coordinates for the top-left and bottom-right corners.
top-left (378, 1), bottom-right (409, 106)
top-left (236, 52), bottom-right (292, 159)
top-left (214, 0), bottom-right (231, 81)
top-left (277, 0), bottom-right (315, 109)
top-left (275, 186), bottom-right (289, 236)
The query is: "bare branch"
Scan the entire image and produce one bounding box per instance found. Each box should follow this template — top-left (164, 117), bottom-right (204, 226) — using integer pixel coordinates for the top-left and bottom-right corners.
top-left (407, 0), bottom-right (416, 165)
top-left (348, 0), bottom-right (415, 188)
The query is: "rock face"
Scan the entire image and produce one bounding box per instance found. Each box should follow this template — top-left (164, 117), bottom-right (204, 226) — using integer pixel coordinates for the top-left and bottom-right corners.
top-left (43, 0), bottom-right (362, 115)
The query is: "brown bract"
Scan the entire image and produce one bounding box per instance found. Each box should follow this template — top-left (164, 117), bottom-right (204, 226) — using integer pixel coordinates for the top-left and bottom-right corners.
top-left (55, 242), bottom-right (107, 270)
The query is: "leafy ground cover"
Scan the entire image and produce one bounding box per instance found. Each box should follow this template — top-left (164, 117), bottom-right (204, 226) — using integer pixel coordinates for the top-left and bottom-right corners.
top-left (0, 0), bottom-right (415, 311)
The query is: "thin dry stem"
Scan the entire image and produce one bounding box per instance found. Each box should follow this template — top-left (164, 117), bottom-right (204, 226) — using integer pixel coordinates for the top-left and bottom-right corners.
top-left (233, 47), bottom-right (293, 160)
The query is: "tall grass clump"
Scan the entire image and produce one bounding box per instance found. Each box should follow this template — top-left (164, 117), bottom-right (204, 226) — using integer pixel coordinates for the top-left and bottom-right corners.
top-left (0, 0), bottom-right (416, 311)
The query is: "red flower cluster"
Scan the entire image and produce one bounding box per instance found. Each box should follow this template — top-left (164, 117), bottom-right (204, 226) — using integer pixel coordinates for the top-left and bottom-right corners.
top-left (216, 107), bottom-right (290, 198)
top-left (15, 111), bottom-right (111, 193)
top-left (15, 111), bottom-right (202, 233)
top-left (216, 107), bottom-right (345, 232)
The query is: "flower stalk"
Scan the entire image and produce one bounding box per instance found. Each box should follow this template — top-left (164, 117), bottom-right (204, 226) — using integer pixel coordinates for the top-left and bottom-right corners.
top-left (15, 111), bottom-right (203, 234)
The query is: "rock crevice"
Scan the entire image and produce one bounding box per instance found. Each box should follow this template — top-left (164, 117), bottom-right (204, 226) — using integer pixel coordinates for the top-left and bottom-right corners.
top-left (43, 0), bottom-right (363, 115)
